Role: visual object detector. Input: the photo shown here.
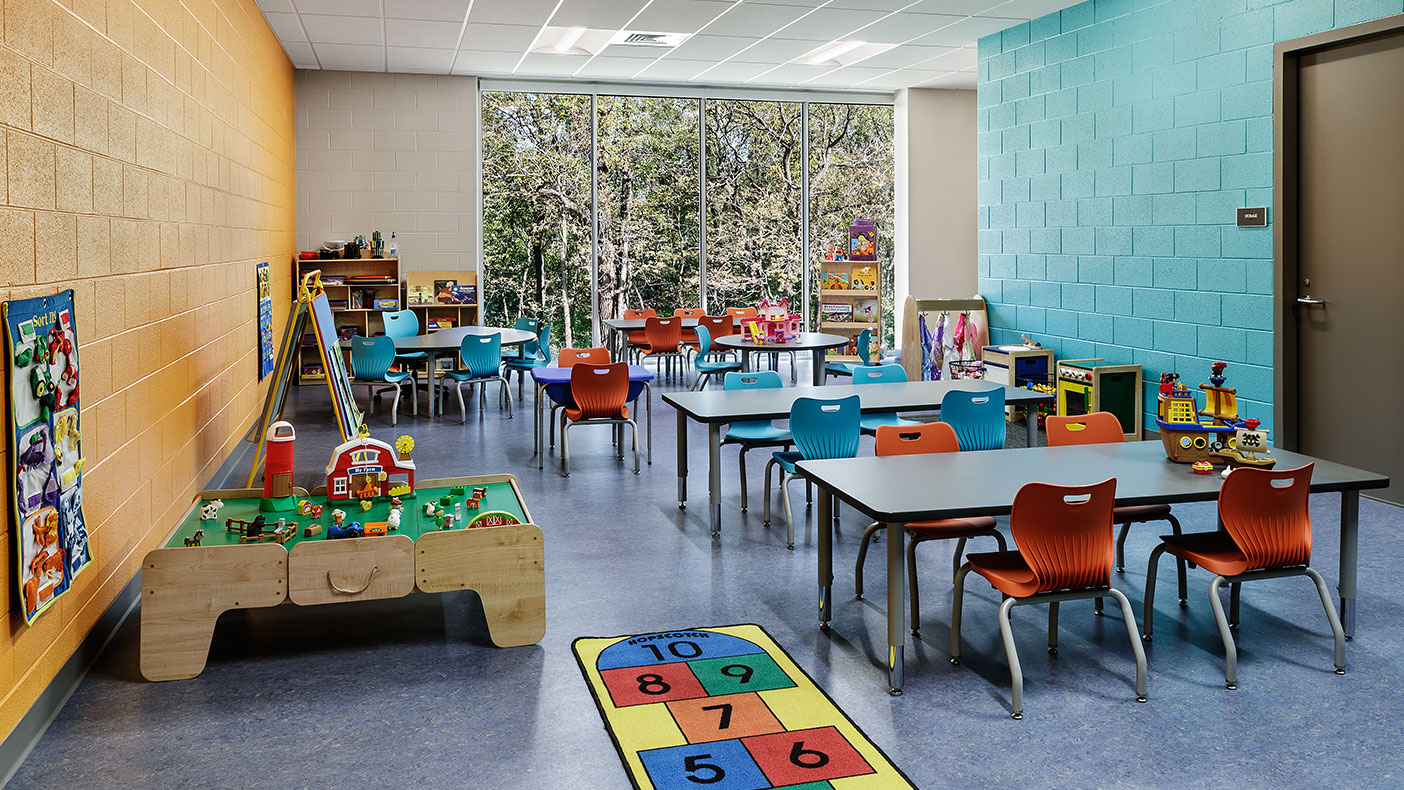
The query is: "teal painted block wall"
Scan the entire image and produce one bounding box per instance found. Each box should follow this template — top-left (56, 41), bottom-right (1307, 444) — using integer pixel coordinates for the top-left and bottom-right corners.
top-left (977, 0), bottom-right (1404, 431)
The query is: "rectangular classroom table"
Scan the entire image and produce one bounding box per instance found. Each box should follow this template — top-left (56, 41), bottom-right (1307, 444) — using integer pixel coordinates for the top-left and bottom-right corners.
top-left (601, 316), bottom-right (743, 361)
top-left (531, 364), bottom-right (654, 469)
top-left (664, 380), bottom-right (1054, 537)
top-left (141, 475), bottom-right (544, 681)
top-left (796, 441), bottom-right (1389, 694)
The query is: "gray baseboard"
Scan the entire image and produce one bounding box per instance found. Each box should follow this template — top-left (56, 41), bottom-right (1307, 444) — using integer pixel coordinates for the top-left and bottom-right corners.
top-left (0, 571), bottom-right (142, 789)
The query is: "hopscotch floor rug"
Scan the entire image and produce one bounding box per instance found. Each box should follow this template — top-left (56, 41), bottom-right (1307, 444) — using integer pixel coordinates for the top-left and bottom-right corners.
top-left (573, 624), bottom-right (915, 790)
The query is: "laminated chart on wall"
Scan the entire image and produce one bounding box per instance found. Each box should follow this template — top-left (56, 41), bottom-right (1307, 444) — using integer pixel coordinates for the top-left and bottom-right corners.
top-left (258, 261), bottom-right (275, 380)
top-left (301, 270), bottom-right (363, 441)
top-left (575, 624), bottom-right (915, 790)
top-left (5, 291), bottom-right (91, 625)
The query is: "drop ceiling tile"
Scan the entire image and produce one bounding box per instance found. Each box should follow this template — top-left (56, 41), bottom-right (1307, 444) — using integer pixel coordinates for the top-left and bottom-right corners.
top-left (450, 50), bottom-right (522, 73)
top-left (467, 0), bottom-right (561, 27)
top-left (634, 58), bottom-right (715, 80)
top-left (262, 12), bottom-right (307, 41)
top-left (855, 71), bottom-right (926, 89)
top-left (387, 46), bottom-right (456, 71)
top-left (312, 43), bottom-right (386, 70)
top-left (910, 15), bottom-right (1021, 45)
top-left (516, 52), bottom-right (592, 75)
top-left (301, 14), bottom-right (384, 45)
top-left (576, 55), bottom-right (657, 78)
top-left (693, 60), bottom-right (773, 82)
top-left (857, 43), bottom-right (957, 68)
top-left (750, 62), bottom-right (836, 84)
top-left (905, 0), bottom-right (1015, 14)
top-left (778, 7), bottom-right (890, 40)
top-left (810, 65), bottom-right (894, 83)
top-left (915, 69), bottom-right (974, 88)
top-left (668, 34), bottom-right (757, 60)
top-left (827, 0), bottom-right (928, 10)
top-left (853, 12), bottom-right (965, 45)
top-left (257, 0), bottom-right (296, 14)
top-left (294, 0), bottom-right (381, 15)
top-left (924, 45), bottom-right (975, 69)
top-left (597, 42), bottom-right (681, 59)
top-left (700, 3), bottom-right (809, 38)
top-left (281, 40), bottom-right (319, 67)
top-left (386, 18), bottom-right (463, 48)
top-left (384, 0), bottom-right (472, 21)
top-left (459, 23), bottom-right (544, 52)
top-left (551, 0), bottom-right (651, 29)
top-left (991, 0), bottom-right (1082, 19)
top-left (734, 37), bottom-right (821, 64)
top-left (634, 0), bottom-right (746, 35)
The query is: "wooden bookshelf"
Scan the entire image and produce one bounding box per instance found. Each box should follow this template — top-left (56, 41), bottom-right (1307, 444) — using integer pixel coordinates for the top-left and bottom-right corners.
top-left (294, 257), bottom-right (402, 385)
top-left (817, 258), bottom-right (884, 363)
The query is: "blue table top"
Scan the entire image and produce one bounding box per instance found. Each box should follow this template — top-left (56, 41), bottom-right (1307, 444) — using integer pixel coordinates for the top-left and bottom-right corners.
top-left (531, 365), bottom-right (655, 384)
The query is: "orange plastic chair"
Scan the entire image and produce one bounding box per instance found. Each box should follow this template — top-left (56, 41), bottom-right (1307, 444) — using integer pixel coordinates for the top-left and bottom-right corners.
top-left (686, 315), bottom-right (732, 352)
top-left (622, 309), bottom-right (656, 361)
top-left (854, 423), bottom-right (1007, 636)
top-left (1142, 464), bottom-right (1345, 689)
top-left (674, 307), bottom-right (706, 348)
top-left (560, 363), bottom-right (639, 477)
top-left (1047, 413), bottom-right (1187, 608)
top-left (558, 347), bottom-right (611, 367)
top-left (639, 316), bottom-right (686, 382)
top-left (951, 478), bottom-right (1148, 719)
top-left (725, 307), bottom-right (758, 318)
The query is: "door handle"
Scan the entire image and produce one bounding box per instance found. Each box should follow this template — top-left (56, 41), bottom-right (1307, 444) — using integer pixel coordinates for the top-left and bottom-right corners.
top-left (1296, 296), bottom-right (1327, 307)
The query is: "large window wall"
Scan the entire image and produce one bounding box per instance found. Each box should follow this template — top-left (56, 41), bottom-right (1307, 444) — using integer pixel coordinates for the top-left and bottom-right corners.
top-left (481, 87), bottom-right (894, 349)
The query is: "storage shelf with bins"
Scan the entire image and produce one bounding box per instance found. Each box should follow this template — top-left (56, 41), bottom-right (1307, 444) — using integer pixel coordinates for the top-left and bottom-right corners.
top-left (818, 258), bottom-right (884, 363)
top-left (295, 257), bottom-right (402, 385)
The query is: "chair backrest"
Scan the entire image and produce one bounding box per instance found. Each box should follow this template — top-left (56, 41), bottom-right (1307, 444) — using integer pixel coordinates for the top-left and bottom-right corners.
top-left (458, 333), bottom-right (502, 377)
top-left (558, 347), bottom-right (610, 367)
top-left (852, 363), bottom-right (907, 385)
top-left (694, 325), bottom-right (714, 357)
top-left (875, 422), bottom-right (960, 456)
top-left (514, 316), bottom-right (543, 356)
top-left (1219, 464), bottom-right (1315, 570)
top-left (1010, 478), bottom-right (1118, 594)
top-left (1045, 412), bottom-right (1124, 447)
top-left (674, 308), bottom-right (706, 319)
top-left (855, 327), bottom-right (873, 365)
top-left (726, 307), bottom-right (758, 318)
top-left (723, 370), bottom-right (783, 391)
top-left (941, 388), bottom-right (1007, 451)
top-left (348, 335), bottom-right (396, 381)
top-left (569, 363), bottom-right (629, 419)
top-left (381, 310), bottom-right (420, 339)
top-left (644, 317), bottom-right (682, 350)
top-left (530, 324), bottom-right (552, 361)
top-left (623, 309), bottom-right (657, 321)
top-left (790, 396), bottom-right (862, 462)
top-left (699, 315), bottom-right (731, 337)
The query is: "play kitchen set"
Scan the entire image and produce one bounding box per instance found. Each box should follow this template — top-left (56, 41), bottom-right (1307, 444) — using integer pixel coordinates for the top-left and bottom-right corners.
top-left (1056, 358), bottom-right (1144, 441)
top-left (982, 341), bottom-right (1057, 424)
top-left (139, 421), bottom-right (545, 681)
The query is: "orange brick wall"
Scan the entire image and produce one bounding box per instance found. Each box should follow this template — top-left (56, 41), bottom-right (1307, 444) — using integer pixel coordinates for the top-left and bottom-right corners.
top-left (0, 0), bottom-right (294, 740)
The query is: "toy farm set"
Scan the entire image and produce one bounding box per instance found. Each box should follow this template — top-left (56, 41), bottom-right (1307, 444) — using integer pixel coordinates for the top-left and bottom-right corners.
top-left (5, 291), bottom-right (91, 626)
top-left (139, 420), bottom-right (545, 681)
top-left (1155, 362), bottom-right (1275, 472)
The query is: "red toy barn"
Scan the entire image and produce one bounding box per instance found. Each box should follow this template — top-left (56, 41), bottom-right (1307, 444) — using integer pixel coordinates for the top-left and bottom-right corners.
top-left (324, 436), bottom-right (415, 501)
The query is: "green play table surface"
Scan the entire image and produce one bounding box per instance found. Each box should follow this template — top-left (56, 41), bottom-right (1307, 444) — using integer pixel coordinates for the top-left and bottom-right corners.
top-left (165, 478), bottom-right (529, 550)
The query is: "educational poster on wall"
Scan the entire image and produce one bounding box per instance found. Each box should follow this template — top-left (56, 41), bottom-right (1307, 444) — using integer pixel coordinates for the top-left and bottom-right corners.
top-left (257, 262), bottom-right (274, 380)
top-left (4, 291), bottom-right (91, 626)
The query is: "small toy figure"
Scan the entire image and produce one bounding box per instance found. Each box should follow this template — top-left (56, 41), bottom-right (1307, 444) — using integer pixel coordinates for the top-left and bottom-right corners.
top-left (386, 507), bottom-right (402, 531)
top-left (438, 514), bottom-right (454, 531)
top-left (303, 524), bottom-right (323, 537)
top-left (184, 529), bottom-right (204, 547)
top-left (356, 478), bottom-right (379, 500)
top-left (1192, 460), bottom-right (1214, 475)
top-left (390, 496), bottom-right (402, 509)
top-left (425, 502), bottom-right (437, 517)
top-left (472, 487), bottom-right (487, 500)
top-left (360, 499), bottom-right (373, 512)
top-left (201, 499), bottom-right (225, 521)
top-left (246, 515), bottom-right (266, 538)
top-left (467, 498), bottom-right (480, 511)
top-left (328, 520), bottom-right (365, 540)
top-left (297, 500), bottom-right (314, 516)
top-left (310, 503), bottom-right (324, 518)
top-left (1159, 372), bottom-right (1179, 397)
top-left (332, 509), bottom-right (346, 526)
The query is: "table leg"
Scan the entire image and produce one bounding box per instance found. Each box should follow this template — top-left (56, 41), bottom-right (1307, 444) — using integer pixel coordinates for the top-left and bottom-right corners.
top-left (425, 351), bottom-right (437, 417)
top-left (677, 411), bottom-right (688, 509)
top-left (817, 486), bottom-right (832, 631)
top-left (1025, 406), bottom-right (1039, 447)
top-left (534, 382), bottom-right (543, 467)
top-left (645, 381), bottom-right (653, 465)
top-left (708, 423), bottom-right (722, 537)
top-left (886, 520), bottom-right (905, 695)
top-left (740, 349), bottom-right (751, 373)
top-left (812, 349), bottom-right (825, 386)
top-left (1340, 490), bottom-right (1359, 639)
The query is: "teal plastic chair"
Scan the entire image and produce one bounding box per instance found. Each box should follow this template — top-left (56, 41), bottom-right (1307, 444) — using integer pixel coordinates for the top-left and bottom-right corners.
top-left (383, 308), bottom-right (428, 391)
top-left (442, 333), bottom-right (512, 423)
top-left (825, 327), bottom-right (874, 380)
top-left (502, 316), bottom-right (543, 362)
top-left (852, 363), bottom-right (920, 435)
top-left (349, 335), bottom-right (415, 426)
top-left (941, 388), bottom-right (1007, 450)
top-left (764, 396), bottom-right (861, 550)
top-left (721, 371), bottom-right (792, 513)
top-left (504, 323), bottom-right (551, 399)
top-left (689, 326), bottom-right (742, 391)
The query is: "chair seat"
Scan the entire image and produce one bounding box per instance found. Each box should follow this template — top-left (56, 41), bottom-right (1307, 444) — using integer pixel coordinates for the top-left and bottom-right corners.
top-left (627, 331), bottom-right (648, 344)
top-left (360, 370), bottom-right (411, 385)
top-left (860, 414), bottom-right (919, 433)
top-left (640, 345), bottom-right (681, 355)
top-left (395, 351), bottom-right (428, 360)
top-left (724, 421), bottom-right (791, 444)
top-left (966, 549), bottom-right (1040, 598)
top-left (1159, 531), bottom-right (1251, 577)
top-left (907, 515), bottom-right (998, 538)
top-left (1114, 503), bottom-right (1173, 523)
top-left (697, 359), bottom-right (742, 374)
top-left (503, 357), bottom-right (548, 370)
top-left (442, 369), bottom-right (499, 382)
top-left (772, 450), bottom-right (804, 474)
top-left (825, 361), bottom-right (856, 376)
top-left (564, 404), bottom-right (630, 422)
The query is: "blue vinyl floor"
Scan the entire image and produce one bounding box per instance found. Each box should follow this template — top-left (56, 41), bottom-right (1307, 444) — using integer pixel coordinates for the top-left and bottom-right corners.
top-left (8, 364), bottom-right (1404, 789)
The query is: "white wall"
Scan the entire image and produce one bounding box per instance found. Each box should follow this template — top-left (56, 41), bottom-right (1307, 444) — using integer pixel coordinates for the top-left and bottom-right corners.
top-left (294, 71), bottom-right (479, 273)
top-left (894, 88), bottom-right (977, 342)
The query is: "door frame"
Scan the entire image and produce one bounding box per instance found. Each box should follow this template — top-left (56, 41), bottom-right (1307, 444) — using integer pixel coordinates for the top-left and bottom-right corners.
top-left (1274, 13), bottom-right (1404, 449)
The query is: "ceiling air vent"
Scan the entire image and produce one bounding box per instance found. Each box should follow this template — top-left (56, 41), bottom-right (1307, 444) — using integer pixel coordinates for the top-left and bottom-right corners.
top-left (610, 31), bottom-right (690, 48)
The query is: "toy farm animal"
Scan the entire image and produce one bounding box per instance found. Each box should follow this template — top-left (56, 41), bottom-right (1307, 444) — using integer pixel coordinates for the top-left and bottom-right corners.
top-left (200, 499), bottom-right (225, 521)
top-left (184, 529), bottom-right (204, 547)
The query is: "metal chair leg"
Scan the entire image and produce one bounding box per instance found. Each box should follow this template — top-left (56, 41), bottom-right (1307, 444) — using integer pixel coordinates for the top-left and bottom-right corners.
top-left (738, 446), bottom-right (749, 511)
top-left (1229, 582), bottom-right (1241, 629)
top-left (908, 532), bottom-right (921, 635)
top-left (1142, 543), bottom-right (1168, 640)
top-left (780, 471), bottom-right (796, 550)
top-left (1115, 522), bottom-right (1131, 572)
top-left (390, 384), bottom-right (401, 427)
top-left (1108, 588), bottom-right (1149, 703)
top-left (630, 419), bottom-right (640, 474)
top-left (561, 417), bottom-right (571, 477)
top-left (1048, 601), bottom-right (1059, 654)
top-left (1304, 567), bottom-right (1347, 675)
top-left (950, 563), bottom-right (973, 666)
top-left (763, 458), bottom-right (776, 527)
top-left (456, 381), bottom-right (467, 424)
top-left (998, 597), bottom-right (1025, 719)
top-left (951, 537), bottom-right (968, 582)
top-left (1208, 575), bottom-right (1237, 689)
top-left (1166, 513), bottom-right (1187, 604)
top-left (503, 377), bottom-right (514, 418)
top-left (854, 521), bottom-right (882, 599)
top-left (479, 382), bottom-right (486, 415)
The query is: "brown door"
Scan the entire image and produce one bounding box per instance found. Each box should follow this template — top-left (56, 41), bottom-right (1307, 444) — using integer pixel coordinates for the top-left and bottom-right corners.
top-left (1295, 29), bottom-right (1404, 504)
top-left (271, 472), bottom-right (292, 498)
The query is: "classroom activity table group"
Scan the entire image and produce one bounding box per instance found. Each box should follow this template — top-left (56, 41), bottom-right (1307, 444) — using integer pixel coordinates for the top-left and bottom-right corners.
top-left (531, 364), bottom-right (655, 469)
top-left (390, 326), bottom-right (537, 418)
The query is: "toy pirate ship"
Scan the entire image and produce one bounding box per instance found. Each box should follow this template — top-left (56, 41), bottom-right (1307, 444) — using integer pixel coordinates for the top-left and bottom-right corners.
top-left (1155, 362), bottom-right (1274, 468)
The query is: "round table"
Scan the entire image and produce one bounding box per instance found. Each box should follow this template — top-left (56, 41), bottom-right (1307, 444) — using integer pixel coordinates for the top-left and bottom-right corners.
top-left (713, 333), bottom-right (850, 387)
top-left (392, 327), bottom-right (536, 417)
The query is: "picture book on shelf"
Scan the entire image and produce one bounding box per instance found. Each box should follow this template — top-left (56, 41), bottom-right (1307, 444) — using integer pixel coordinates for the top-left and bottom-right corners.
top-left (850, 265), bottom-right (877, 291)
top-left (433, 279), bottom-right (458, 303)
top-left (407, 284), bottom-right (434, 305)
top-left (848, 219), bottom-right (877, 261)
top-left (821, 271), bottom-right (849, 290)
top-left (853, 298), bottom-right (879, 323)
top-left (821, 303), bottom-right (852, 323)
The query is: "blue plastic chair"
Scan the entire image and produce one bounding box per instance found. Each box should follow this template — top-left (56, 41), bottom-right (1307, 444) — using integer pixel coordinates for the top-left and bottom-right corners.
top-left (348, 335), bottom-right (414, 426)
top-left (442, 333), bottom-right (512, 423)
top-left (721, 371), bottom-right (792, 513)
top-left (689, 326), bottom-right (742, 391)
top-left (941, 388), bottom-right (1007, 450)
top-left (504, 323), bottom-right (551, 399)
top-left (764, 396), bottom-right (861, 549)
top-left (825, 327), bottom-right (875, 380)
top-left (852, 363), bottom-right (921, 435)
top-left (502, 316), bottom-right (543, 362)
top-left (383, 308), bottom-right (428, 392)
